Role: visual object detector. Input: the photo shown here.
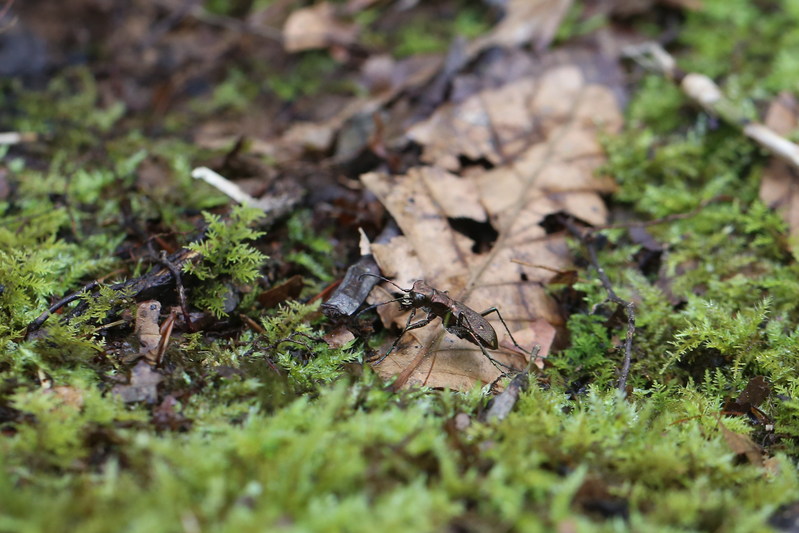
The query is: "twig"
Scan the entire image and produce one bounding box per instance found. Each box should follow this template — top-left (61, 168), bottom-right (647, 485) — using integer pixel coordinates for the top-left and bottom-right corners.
top-left (27, 280), bottom-right (100, 334)
top-left (483, 346), bottom-right (540, 422)
top-left (562, 216), bottom-right (635, 392)
top-left (322, 223), bottom-right (399, 318)
top-left (191, 167), bottom-right (300, 219)
top-left (623, 42), bottom-right (799, 170)
top-left (156, 250), bottom-right (193, 332)
top-left (0, 132), bottom-right (37, 145)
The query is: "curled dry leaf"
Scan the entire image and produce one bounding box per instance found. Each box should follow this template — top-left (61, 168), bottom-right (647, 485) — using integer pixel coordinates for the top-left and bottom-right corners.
top-left (362, 62), bottom-right (623, 390)
top-left (50, 386), bottom-right (85, 410)
top-left (470, 0), bottom-right (574, 53)
top-left (719, 420), bottom-right (765, 468)
top-left (282, 2), bottom-right (357, 53)
top-left (759, 92), bottom-right (799, 248)
top-left (112, 360), bottom-right (164, 404)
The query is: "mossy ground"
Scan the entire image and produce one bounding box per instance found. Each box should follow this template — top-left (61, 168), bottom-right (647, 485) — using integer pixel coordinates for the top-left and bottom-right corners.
top-left (3, 1), bottom-right (799, 531)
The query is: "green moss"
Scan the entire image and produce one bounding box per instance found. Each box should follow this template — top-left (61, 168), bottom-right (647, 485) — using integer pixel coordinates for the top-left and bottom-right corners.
top-left (6, 381), bottom-right (796, 531)
top-left (555, 3), bottom-right (608, 45)
top-left (283, 209), bottom-right (335, 284)
top-left (184, 205), bottom-right (268, 317)
top-left (266, 52), bottom-right (340, 102)
top-left (6, 2), bottom-right (799, 531)
top-left (5, 379), bottom-right (146, 472)
top-left (680, 0), bottom-right (799, 94)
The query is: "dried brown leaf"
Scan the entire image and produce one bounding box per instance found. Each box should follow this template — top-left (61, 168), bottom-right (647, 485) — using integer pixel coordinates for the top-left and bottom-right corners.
top-left (50, 386), bottom-right (85, 409)
top-left (112, 360), bottom-right (164, 404)
top-left (759, 92), bottom-right (799, 244)
top-left (362, 61), bottom-right (623, 390)
top-left (470, 0), bottom-right (573, 53)
top-left (719, 420), bottom-right (765, 467)
top-left (283, 2), bottom-right (357, 53)
top-left (258, 274), bottom-right (304, 309)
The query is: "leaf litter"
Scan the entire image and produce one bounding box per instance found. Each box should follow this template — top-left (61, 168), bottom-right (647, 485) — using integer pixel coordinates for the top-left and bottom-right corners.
top-left (8, 1), bottom-right (799, 530)
top-left (362, 53), bottom-right (624, 390)
top-left (759, 92), bottom-right (799, 247)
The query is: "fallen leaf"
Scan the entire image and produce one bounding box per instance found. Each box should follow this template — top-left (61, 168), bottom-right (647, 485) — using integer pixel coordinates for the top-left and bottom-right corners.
top-left (471, 0), bottom-right (573, 53)
top-left (719, 420), bottom-right (765, 467)
top-left (362, 59), bottom-right (623, 390)
top-left (50, 386), bottom-right (85, 410)
top-left (283, 2), bottom-right (357, 53)
top-left (322, 325), bottom-right (355, 349)
top-left (727, 376), bottom-right (771, 412)
top-left (759, 92), bottom-right (799, 246)
top-left (258, 274), bottom-right (305, 309)
top-left (112, 360), bottom-right (164, 404)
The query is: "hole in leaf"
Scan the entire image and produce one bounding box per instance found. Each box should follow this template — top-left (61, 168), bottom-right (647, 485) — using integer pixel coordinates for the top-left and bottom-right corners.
top-left (447, 217), bottom-right (498, 254)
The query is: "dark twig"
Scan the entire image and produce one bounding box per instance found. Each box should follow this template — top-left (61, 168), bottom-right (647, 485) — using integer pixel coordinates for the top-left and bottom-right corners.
top-left (28, 248), bottom-right (200, 336)
top-left (322, 222), bottom-right (400, 319)
top-left (562, 216), bottom-right (636, 392)
top-left (156, 251), bottom-right (193, 332)
top-left (483, 346), bottom-right (541, 422)
top-left (26, 280), bottom-right (100, 334)
top-left (321, 255), bottom-right (382, 319)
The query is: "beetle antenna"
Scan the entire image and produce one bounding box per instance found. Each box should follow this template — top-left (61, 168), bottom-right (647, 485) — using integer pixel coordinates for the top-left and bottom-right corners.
top-left (358, 273), bottom-right (409, 292)
top-left (353, 296), bottom-right (407, 317)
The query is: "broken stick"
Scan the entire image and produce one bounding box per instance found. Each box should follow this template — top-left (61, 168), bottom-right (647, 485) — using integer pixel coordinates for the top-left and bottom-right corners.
top-left (623, 42), bottom-right (799, 170)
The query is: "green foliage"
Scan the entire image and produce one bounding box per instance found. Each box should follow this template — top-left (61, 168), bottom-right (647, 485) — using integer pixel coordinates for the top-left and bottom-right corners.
top-left (481, 386), bottom-right (798, 531)
top-left (552, 314), bottom-right (615, 387)
top-left (4, 66), bottom-right (125, 149)
top-left (5, 382), bottom-right (797, 532)
top-left (6, 3), bottom-right (799, 531)
top-left (185, 205), bottom-right (268, 317)
top-left (266, 52), bottom-right (340, 102)
top-left (666, 297), bottom-right (770, 380)
top-left (4, 379), bottom-right (146, 472)
top-left (452, 9), bottom-right (492, 39)
top-left (0, 194), bottom-right (119, 341)
top-left (259, 301), bottom-right (358, 390)
top-left (284, 210), bottom-right (335, 283)
top-left (571, 0), bottom-right (799, 481)
top-left (205, 68), bottom-right (262, 113)
top-left (395, 23), bottom-right (451, 58)
top-left (0, 384), bottom-right (467, 532)
top-left (680, 0), bottom-right (799, 94)
top-left (388, 4), bottom-right (491, 58)
top-left (555, 3), bottom-right (608, 45)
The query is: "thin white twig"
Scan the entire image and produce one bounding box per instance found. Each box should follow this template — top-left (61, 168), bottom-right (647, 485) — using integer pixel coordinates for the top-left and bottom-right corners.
top-left (623, 41), bottom-right (799, 172)
top-left (191, 166), bottom-right (292, 212)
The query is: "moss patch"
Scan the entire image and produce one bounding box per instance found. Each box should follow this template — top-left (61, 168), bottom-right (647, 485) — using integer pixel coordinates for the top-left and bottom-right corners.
top-left (4, 1), bottom-right (799, 531)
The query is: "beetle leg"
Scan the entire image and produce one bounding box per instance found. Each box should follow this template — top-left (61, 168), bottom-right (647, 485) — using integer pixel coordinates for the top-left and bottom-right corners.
top-left (454, 312), bottom-right (519, 373)
top-left (479, 307), bottom-right (532, 357)
top-left (370, 308), bottom-right (436, 365)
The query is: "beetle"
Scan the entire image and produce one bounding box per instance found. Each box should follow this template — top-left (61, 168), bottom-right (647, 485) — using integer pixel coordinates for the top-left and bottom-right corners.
top-left (362, 275), bottom-right (529, 372)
